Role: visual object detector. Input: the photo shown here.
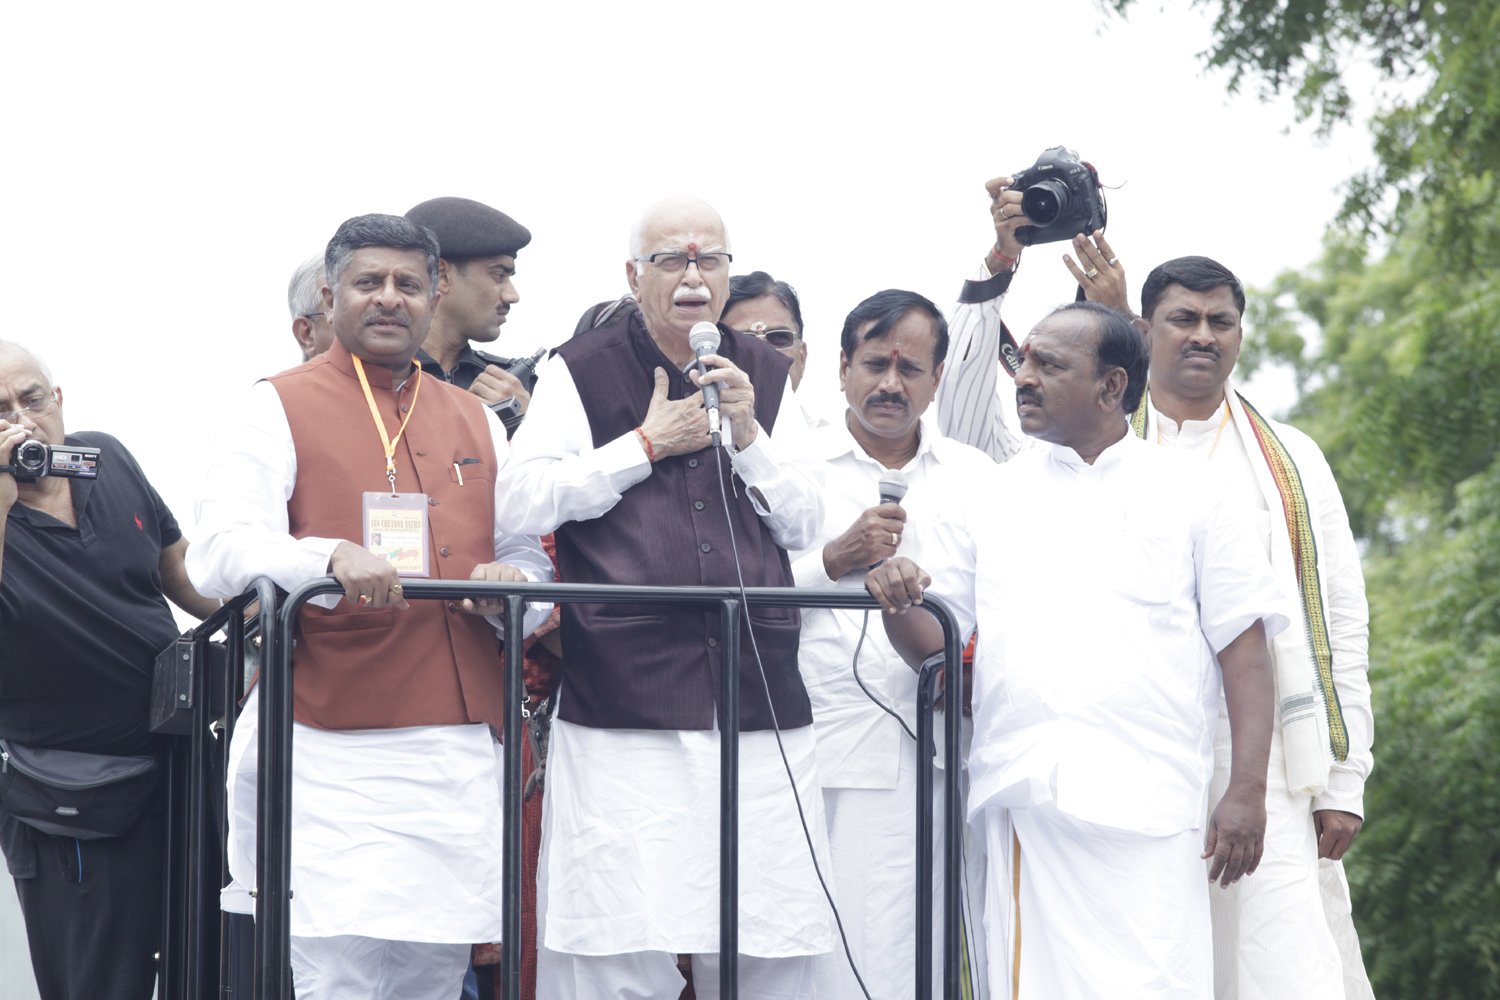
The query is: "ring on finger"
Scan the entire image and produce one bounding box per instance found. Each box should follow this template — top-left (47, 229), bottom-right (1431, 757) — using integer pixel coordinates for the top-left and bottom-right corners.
top-left (891, 531), bottom-right (899, 546)
top-left (1085, 267), bottom-right (1100, 279)
top-left (358, 594), bottom-right (370, 605)
top-left (1107, 257), bottom-right (1119, 266)
top-left (390, 583), bottom-right (403, 594)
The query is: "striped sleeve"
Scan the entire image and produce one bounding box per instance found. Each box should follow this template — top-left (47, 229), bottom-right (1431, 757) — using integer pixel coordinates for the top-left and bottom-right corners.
top-left (934, 264), bottom-right (1031, 463)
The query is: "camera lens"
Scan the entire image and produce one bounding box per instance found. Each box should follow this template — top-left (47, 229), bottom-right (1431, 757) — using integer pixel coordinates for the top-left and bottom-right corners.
top-left (1021, 180), bottom-right (1070, 227)
top-left (15, 439), bottom-right (47, 473)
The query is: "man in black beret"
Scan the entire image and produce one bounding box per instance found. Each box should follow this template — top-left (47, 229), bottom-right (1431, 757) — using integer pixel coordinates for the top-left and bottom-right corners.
top-left (405, 197), bottom-right (539, 435)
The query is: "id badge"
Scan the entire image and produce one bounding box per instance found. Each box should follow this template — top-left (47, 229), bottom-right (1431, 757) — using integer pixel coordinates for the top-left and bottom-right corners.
top-left (362, 492), bottom-right (430, 577)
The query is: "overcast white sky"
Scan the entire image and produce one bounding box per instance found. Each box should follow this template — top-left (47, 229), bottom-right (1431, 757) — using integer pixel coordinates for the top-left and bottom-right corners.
top-left (4, 0), bottom-right (1376, 559)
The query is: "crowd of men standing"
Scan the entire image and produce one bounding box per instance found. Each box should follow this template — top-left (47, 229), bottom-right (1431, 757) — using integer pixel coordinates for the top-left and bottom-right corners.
top-left (0, 180), bottom-right (1375, 1000)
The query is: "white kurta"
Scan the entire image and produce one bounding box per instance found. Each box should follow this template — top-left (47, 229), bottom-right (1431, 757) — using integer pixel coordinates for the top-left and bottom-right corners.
top-left (1148, 394), bottom-right (1376, 1000)
top-left (495, 352), bottom-right (833, 958)
top-left (788, 416), bottom-right (994, 998)
top-left (926, 431), bottom-right (1295, 999)
top-left (188, 378), bottom-right (553, 942)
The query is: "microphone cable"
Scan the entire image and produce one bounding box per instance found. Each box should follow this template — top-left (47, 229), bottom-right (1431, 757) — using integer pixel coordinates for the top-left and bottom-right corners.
top-left (851, 610), bottom-right (917, 743)
top-left (712, 443), bottom-right (877, 1000)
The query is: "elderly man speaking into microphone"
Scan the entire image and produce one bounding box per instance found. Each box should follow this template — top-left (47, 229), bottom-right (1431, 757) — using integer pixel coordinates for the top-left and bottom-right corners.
top-left (497, 195), bottom-right (829, 999)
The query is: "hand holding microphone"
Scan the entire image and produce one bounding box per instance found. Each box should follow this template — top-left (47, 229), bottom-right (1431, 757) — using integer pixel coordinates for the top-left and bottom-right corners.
top-left (688, 322), bottom-right (759, 449)
top-left (820, 469), bottom-right (909, 580)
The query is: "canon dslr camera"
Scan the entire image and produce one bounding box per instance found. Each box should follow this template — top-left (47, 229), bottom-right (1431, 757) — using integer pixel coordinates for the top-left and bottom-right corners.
top-left (3, 439), bottom-right (101, 482)
top-left (1010, 146), bottom-right (1107, 246)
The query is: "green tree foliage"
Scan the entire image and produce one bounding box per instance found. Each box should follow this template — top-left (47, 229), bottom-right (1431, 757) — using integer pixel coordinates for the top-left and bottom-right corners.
top-left (1107, 1), bottom-right (1500, 995)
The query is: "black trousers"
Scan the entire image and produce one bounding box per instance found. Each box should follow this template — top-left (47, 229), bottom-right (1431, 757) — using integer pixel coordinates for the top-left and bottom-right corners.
top-left (2, 807), bottom-right (163, 1000)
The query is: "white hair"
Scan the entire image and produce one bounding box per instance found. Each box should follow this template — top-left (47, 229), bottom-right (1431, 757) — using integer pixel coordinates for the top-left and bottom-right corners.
top-left (0, 340), bottom-right (53, 389)
top-left (287, 254), bottom-right (327, 319)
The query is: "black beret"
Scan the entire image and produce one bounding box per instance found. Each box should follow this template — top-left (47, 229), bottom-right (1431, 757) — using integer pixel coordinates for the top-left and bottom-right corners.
top-left (404, 197), bottom-right (531, 259)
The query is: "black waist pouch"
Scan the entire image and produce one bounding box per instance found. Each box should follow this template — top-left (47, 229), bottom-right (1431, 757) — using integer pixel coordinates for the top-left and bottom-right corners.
top-left (0, 739), bottom-right (160, 840)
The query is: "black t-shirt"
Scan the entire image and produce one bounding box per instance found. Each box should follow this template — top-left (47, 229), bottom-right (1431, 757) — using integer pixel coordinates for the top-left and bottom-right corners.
top-left (0, 432), bottom-right (182, 756)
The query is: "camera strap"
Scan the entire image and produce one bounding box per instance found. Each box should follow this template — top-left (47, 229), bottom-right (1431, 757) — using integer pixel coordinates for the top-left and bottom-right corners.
top-left (957, 269), bottom-right (1024, 376)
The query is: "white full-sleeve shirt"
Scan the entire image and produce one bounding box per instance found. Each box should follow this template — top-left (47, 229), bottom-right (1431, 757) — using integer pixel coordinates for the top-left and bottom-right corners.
top-left (494, 351), bottom-right (822, 551)
top-left (932, 430), bottom-right (1296, 837)
top-left (789, 414), bottom-right (996, 789)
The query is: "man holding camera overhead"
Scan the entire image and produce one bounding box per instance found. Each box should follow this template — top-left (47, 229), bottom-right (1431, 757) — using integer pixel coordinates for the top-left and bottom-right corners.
top-left (406, 196), bottom-right (544, 437)
top-left (0, 341), bottom-right (217, 1000)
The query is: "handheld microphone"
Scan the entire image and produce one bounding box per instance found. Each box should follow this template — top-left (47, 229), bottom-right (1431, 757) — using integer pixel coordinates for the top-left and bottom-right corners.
top-left (871, 469), bottom-right (909, 569)
top-left (689, 322), bottom-right (722, 447)
top-left (878, 468), bottom-right (909, 506)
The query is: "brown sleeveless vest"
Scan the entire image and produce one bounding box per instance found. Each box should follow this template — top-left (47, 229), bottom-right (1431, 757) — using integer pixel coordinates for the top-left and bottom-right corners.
top-left (551, 311), bottom-right (811, 731)
top-left (267, 340), bottom-right (505, 731)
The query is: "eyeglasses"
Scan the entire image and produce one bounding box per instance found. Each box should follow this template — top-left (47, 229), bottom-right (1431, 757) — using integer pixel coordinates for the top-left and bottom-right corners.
top-left (634, 252), bottom-right (733, 274)
top-left (301, 311), bottom-right (326, 320)
top-left (0, 387), bottom-right (60, 425)
top-left (735, 324), bottom-right (799, 349)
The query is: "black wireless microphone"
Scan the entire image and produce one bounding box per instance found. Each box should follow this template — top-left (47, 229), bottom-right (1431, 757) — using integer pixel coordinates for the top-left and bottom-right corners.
top-left (688, 323), bottom-right (722, 447)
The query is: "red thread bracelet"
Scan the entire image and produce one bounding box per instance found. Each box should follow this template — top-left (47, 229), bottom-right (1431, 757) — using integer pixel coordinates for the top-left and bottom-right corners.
top-left (635, 426), bottom-right (655, 463)
top-left (990, 245), bottom-right (1019, 264)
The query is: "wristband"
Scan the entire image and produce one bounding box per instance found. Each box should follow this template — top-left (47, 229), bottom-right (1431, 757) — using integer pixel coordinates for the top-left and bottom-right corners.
top-left (989, 245), bottom-right (1019, 265)
top-left (634, 427), bottom-right (655, 463)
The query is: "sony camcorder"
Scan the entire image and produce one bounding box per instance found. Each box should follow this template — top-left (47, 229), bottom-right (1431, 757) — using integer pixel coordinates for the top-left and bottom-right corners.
top-left (1, 440), bottom-right (101, 482)
top-left (1010, 147), bottom-right (1107, 246)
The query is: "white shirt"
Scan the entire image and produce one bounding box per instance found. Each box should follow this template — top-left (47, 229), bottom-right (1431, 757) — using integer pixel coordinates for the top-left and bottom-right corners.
top-left (935, 431), bottom-right (1296, 836)
top-left (789, 414), bottom-right (994, 788)
top-left (495, 351), bottom-right (822, 551)
top-left (934, 267), bottom-right (1031, 464)
top-left (1147, 393), bottom-right (1373, 815)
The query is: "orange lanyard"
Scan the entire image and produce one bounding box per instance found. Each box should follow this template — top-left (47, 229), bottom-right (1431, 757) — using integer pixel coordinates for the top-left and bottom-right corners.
top-left (352, 355), bottom-right (424, 494)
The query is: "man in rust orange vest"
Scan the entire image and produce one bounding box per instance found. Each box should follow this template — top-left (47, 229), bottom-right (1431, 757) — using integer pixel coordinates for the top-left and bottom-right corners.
top-left (187, 214), bottom-right (552, 1000)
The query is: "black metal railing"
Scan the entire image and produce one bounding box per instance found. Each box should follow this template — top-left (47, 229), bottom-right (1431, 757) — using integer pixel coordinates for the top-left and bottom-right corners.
top-left (156, 577), bottom-right (276, 1000)
top-left (164, 578), bottom-right (966, 999)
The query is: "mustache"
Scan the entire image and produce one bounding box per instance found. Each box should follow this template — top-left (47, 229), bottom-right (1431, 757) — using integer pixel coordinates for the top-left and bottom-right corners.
top-left (1016, 386), bottom-right (1043, 406)
top-left (362, 307), bottom-right (412, 328)
top-left (673, 285), bottom-right (712, 303)
top-left (1181, 342), bottom-right (1221, 359)
top-left (865, 392), bottom-right (908, 408)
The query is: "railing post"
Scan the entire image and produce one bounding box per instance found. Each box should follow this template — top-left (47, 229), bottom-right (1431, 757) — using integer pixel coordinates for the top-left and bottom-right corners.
top-left (501, 595), bottom-right (527, 1000)
top-left (914, 659), bottom-right (942, 1000)
top-left (256, 586), bottom-right (292, 1000)
top-left (942, 620), bottom-right (964, 1000)
top-left (719, 598), bottom-right (741, 1000)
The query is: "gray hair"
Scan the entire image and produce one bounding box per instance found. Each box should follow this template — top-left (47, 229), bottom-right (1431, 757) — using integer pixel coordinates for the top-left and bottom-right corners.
top-left (325, 214), bottom-right (441, 292)
top-left (628, 196), bottom-right (730, 275)
top-left (287, 255), bottom-right (327, 319)
top-left (0, 340), bottom-right (54, 389)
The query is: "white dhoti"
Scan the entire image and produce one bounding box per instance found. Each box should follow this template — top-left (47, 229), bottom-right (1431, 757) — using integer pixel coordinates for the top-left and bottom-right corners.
top-left (814, 726), bottom-right (989, 1000)
top-left (981, 803), bottom-right (1212, 1000)
top-left (223, 687), bottom-right (508, 997)
top-left (1207, 713), bottom-right (1374, 999)
top-left (536, 718), bottom-right (833, 1000)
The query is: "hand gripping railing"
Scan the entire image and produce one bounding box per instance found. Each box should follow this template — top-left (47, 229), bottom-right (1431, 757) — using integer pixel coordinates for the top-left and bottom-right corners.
top-left (251, 579), bottom-right (965, 1000)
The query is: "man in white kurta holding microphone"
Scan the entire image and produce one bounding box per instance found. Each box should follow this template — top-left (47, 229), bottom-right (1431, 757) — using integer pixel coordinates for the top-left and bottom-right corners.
top-left (873, 300), bottom-right (1294, 999)
top-left (496, 195), bottom-right (832, 999)
top-left (788, 288), bottom-right (993, 998)
top-left (937, 169), bottom-right (1377, 999)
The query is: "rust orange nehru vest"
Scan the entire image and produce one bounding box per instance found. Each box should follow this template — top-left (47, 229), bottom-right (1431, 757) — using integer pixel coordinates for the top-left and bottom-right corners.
top-left (267, 340), bottom-right (504, 731)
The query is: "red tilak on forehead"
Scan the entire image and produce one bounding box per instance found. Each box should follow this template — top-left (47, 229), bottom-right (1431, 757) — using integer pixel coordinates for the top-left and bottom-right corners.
top-left (688, 241), bottom-right (698, 252)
